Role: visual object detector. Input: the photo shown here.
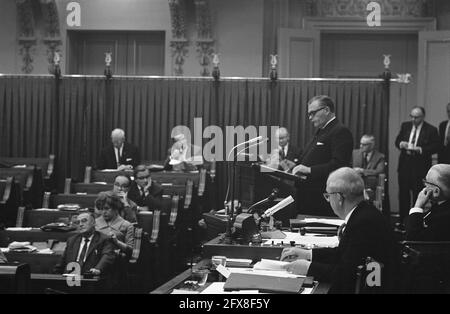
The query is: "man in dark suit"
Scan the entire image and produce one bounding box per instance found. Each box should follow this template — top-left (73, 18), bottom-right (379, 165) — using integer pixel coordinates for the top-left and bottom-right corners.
top-left (127, 165), bottom-right (164, 211)
top-left (97, 128), bottom-right (140, 170)
top-left (267, 127), bottom-right (302, 171)
top-left (292, 95), bottom-right (354, 217)
top-left (352, 134), bottom-right (385, 190)
top-left (395, 107), bottom-right (440, 225)
top-left (406, 164), bottom-right (450, 241)
top-left (438, 103), bottom-right (450, 164)
top-left (54, 212), bottom-right (115, 276)
top-left (281, 168), bottom-right (399, 293)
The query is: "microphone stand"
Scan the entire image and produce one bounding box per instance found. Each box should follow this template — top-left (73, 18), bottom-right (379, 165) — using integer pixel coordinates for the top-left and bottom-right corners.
top-left (223, 137), bottom-right (264, 244)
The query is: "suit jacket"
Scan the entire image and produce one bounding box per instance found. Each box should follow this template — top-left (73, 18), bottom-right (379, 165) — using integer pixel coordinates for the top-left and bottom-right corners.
top-left (406, 200), bottom-right (450, 241)
top-left (438, 121), bottom-right (450, 164)
top-left (295, 119), bottom-right (353, 216)
top-left (307, 201), bottom-right (399, 294)
top-left (127, 181), bottom-right (164, 209)
top-left (96, 142), bottom-right (140, 170)
top-left (395, 121), bottom-right (440, 177)
top-left (55, 231), bottom-right (115, 275)
top-left (299, 119), bottom-right (354, 187)
top-left (352, 149), bottom-right (385, 176)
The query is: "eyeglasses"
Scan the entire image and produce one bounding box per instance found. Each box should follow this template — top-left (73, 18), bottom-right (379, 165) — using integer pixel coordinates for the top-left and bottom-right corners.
top-left (360, 143), bottom-right (371, 146)
top-left (308, 107), bottom-right (326, 118)
top-left (73, 218), bottom-right (89, 225)
top-left (114, 182), bottom-right (129, 189)
top-left (410, 115), bottom-right (423, 119)
top-left (323, 192), bottom-right (344, 202)
top-left (422, 179), bottom-right (441, 190)
top-left (136, 174), bottom-right (150, 180)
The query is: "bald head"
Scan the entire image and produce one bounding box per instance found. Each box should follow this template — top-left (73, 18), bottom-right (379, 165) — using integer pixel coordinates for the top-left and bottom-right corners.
top-left (275, 127), bottom-right (290, 147)
top-left (327, 167), bottom-right (365, 201)
top-left (427, 164), bottom-right (450, 198)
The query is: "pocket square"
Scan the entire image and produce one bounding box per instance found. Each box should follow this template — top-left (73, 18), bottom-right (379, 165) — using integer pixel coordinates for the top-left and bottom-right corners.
top-left (316, 142), bottom-right (325, 146)
top-left (126, 158), bottom-right (132, 161)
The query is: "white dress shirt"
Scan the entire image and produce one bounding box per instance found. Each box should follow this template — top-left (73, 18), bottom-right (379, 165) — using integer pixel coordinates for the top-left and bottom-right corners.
top-left (76, 234), bottom-right (94, 263)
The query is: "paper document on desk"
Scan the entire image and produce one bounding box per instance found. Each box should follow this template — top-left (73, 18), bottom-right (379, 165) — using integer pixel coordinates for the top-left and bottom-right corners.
top-left (253, 259), bottom-right (289, 271)
top-left (262, 233), bottom-right (339, 248)
top-left (303, 218), bottom-right (345, 227)
top-left (201, 282), bottom-right (260, 294)
top-left (6, 227), bottom-right (33, 231)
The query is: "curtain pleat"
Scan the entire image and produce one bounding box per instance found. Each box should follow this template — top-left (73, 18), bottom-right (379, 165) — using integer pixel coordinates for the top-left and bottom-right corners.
top-left (1, 76), bottom-right (388, 202)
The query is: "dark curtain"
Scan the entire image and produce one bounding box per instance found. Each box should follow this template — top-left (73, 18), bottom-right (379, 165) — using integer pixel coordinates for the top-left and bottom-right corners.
top-left (0, 76), bottom-right (54, 157)
top-left (0, 76), bottom-right (388, 204)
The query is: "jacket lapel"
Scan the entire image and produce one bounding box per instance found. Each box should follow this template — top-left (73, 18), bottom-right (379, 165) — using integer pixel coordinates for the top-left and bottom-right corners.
top-left (85, 232), bottom-right (100, 260)
top-left (71, 235), bottom-right (82, 261)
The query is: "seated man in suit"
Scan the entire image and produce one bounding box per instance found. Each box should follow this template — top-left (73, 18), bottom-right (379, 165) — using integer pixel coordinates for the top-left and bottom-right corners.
top-left (0, 250), bottom-right (7, 263)
top-left (406, 164), bottom-right (450, 241)
top-left (280, 167), bottom-right (398, 293)
top-left (54, 212), bottom-right (115, 276)
top-left (267, 127), bottom-right (302, 171)
top-left (127, 165), bottom-right (164, 211)
top-left (352, 134), bottom-right (385, 190)
top-left (112, 174), bottom-right (139, 223)
top-left (97, 128), bottom-right (140, 170)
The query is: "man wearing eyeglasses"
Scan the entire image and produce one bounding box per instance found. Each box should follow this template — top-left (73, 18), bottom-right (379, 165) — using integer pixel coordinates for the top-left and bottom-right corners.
top-left (292, 95), bottom-right (353, 216)
top-left (406, 164), bottom-right (450, 241)
top-left (280, 168), bottom-right (398, 293)
top-left (127, 165), bottom-right (164, 211)
top-left (395, 107), bottom-right (440, 227)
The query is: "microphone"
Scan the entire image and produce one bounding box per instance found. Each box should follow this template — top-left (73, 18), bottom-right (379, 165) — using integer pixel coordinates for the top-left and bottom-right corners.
top-left (247, 188), bottom-right (280, 214)
top-left (261, 195), bottom-right (294, 218)
top-left (226, 136), bottom-right (264, 161)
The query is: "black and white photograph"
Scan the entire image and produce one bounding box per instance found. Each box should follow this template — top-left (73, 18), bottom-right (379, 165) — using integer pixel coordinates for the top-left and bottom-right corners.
top-left (1, 0), bottom-right (450, 298)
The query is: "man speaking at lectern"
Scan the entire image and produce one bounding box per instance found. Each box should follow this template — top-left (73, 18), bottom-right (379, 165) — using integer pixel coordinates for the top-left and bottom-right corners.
top-left (292, 96), bottom-right (353, 217)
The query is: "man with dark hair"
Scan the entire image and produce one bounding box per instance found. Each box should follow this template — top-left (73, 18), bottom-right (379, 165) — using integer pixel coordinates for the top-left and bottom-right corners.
top-left (438, 103), bottom-right (450, 164)
top-left (292, 95), bottom-right (354, 216)
top-left (54, 212), bottom-right (115, 276)
top-left (281, 168), bottom-right (398, 293)
top-left (127, 165), bottom-right (164, 210)
top-left (406, 164), bottom-right (450, 241)
top-left (97, 128), bottom-right (141, 170)
top-left (395, 107), bottom-right (440, 226)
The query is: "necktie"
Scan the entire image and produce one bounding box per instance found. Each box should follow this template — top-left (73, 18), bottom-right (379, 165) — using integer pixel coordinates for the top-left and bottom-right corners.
top-left (410, 127), bottom-right (417, 147)
top-left (362, 153), bottom-right (368, 169)
top-left (78, 237), bottom-right (90, 266)
top-left (337, 223), bottom-right (346, 241)
top-left (279, 147), bottom-right (286, 160)
top-left (445, 125), bottom-right (450, 146)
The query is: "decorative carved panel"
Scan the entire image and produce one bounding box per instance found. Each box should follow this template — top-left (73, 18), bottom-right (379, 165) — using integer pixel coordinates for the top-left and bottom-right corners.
top-left (306, 0), bottom-right (435, 17)
top-left (169, 0), bottom-right (189, 76)
top-left (16, 0), bottom-right (36, 74)
top-left (40, 0), bottom-right (62, 73)
top-left (194, 0), bottom-right (214, 76)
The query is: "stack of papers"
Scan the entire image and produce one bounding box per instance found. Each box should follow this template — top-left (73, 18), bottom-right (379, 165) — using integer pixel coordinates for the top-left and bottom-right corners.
top-left (8, 241), bottom-right (37, 253)
top-left (303, 218), bottom-right (345, 227)
top-left (253, 259), bottom-right (289, 271)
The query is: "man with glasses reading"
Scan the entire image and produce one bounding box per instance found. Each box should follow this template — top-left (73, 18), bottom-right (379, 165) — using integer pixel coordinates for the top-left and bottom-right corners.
top-left (406, 164), bottom-right (450, 241)
top-left (292, 95), bottom-right (353, 216)
top-left (395, 107), bottom-right (440, 228)
top-left (280, 168), bottom-right (398, 293)
top-left (127, 165), bottom-right (164, 211)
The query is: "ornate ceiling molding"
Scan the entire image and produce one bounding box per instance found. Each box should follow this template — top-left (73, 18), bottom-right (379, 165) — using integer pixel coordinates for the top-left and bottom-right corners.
top-left (194, 0), bottom-right (214, 76)
top-left (306, 0), bottom-right (435, 18)
top-left (39, 0), bottom-right (62, 73)
top-left (169, 0), bottom-right (189, 76)
top-left (16, 0), bottom-right (36, 74)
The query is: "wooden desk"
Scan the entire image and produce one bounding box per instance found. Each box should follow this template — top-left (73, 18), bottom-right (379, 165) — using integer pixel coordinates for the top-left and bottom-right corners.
top-left (29, 273), bottom-right (105, 293)
top-left (24, 209), bottom-right (78, 228)
top-left (151, 259), bottom-right (330, 294)
top-left (0, 229), bottom-right (77, 244)
top-left (5, 252), bottom-right (62, 273)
